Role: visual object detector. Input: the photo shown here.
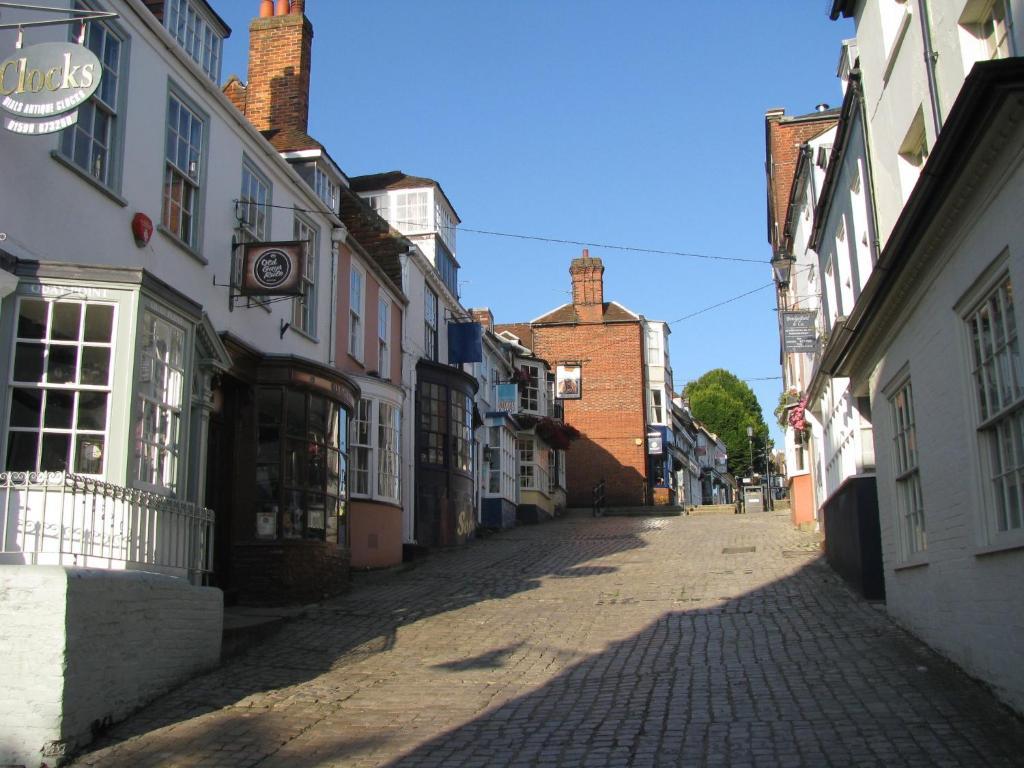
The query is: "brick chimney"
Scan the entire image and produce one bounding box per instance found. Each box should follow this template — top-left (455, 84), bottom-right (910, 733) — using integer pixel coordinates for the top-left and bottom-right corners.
top-left (570, 249), bottom-right (605, 322)
top-left (243, 0), bottom-right (313, 134)
top-left (469, 308), bottom-right (494, 331)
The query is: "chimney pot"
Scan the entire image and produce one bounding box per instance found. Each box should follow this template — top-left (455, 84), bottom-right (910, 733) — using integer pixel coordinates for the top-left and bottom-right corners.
top-left (582, 248), bottom-right (589, 259)
top-left (259, 0), bottom-right (273, 17)
top-left (275, 0), bottom-right (289, 15)
top-left (292, 0), bottom-right (304, 14)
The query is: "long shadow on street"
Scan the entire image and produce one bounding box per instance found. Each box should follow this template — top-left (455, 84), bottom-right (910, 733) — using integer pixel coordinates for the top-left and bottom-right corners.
top-left (69, 514), bottom-right (1024, 767)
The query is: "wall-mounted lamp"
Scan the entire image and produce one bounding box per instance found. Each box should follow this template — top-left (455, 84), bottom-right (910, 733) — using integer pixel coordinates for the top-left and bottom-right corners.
top-left (131, 213), bottom-right (153, 247)
top-left (771, 252), bottom-right (795, 289)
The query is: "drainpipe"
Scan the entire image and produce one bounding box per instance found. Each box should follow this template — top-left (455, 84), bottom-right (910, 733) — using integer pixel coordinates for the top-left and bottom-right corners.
top-left (918, 0), bottom-right (944, 134)
top-left (852, 70), bottom-right (882, 265)
top-left (1006, 0), bottom-right (1020, 56)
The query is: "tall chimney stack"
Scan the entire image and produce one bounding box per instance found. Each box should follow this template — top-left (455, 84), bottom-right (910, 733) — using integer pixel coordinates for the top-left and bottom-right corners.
top-left (244, 0), bottom-right (313, 134)
top-left (569, 249), bottom-right (605, 323)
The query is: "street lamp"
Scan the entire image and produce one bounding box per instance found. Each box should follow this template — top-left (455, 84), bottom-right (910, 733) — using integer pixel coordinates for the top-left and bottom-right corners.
top-left (771, 252), bottom-right (796, 289)
top-left (746, 425), bottom-right (753, 477)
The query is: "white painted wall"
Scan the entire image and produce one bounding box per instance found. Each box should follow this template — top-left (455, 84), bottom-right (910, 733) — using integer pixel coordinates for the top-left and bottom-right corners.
top-left (0, 0), bottom-right (338, 365)
top-left (398, 246), bottom-right (463, 542)
top-left (851, 0), bottom-right (1024, 246)
top-left (0, 565), bottom-right (222, 767)
top-left (865, 130), bottom-right (1024, 713)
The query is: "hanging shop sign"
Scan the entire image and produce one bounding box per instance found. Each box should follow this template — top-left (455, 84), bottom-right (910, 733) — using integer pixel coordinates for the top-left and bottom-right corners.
top-left (647, 430), bottom-right (663, 454)
top-left (240, 241), bottom-right (305, 296)
top-left (448, 321), bottom-right (483, 364)
top-left (781, 310), bottom-right (818, 353)
top-left (496, 383), bottom-right (518, 413)
top-left (1, 42), bottom-right (102, 135)
top-left (555, 363), bottom-right (582, 400)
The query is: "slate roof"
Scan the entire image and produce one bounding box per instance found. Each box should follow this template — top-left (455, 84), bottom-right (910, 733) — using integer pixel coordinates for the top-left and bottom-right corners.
top-left (493, 323), bottom-right (536, 351)
top-left (339, 185), bottom-right (405, 291)
top-left (531, 302), bottom-right (639, 325)
top-left (261, 127), bottom-right (325, 154)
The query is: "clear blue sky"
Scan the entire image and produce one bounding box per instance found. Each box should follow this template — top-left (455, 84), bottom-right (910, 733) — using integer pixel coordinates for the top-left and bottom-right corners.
top-left (219, 2), bottom-right (854, 444)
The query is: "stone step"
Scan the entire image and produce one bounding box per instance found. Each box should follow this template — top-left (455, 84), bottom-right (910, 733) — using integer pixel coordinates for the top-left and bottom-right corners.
top-left (688, 504), bottom-right (738, 516)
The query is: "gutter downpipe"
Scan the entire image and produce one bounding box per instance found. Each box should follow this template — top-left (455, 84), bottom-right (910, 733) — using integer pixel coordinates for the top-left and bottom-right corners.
top-left (919, 0), bottom-right (944, 134)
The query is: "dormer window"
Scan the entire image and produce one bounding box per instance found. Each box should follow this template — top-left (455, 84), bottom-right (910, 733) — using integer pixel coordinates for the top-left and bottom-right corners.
top-left (395, 191), bottom-right (429, 233)
top-left (314, 165), bottom-right (338, 212)
top-left (165, 0), bottom-right (224, 82)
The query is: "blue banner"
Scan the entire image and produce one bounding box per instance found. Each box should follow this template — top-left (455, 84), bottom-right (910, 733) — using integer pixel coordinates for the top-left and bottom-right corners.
top-left (448, 322), bottom-right (483, 364)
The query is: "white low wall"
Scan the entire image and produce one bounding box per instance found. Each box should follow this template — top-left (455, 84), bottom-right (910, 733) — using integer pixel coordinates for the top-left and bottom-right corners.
top-left (0, 566), bottom-right (222, 767)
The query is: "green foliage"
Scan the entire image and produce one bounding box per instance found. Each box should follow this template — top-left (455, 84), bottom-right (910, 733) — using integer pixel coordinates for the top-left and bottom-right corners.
top-left (684, 368), bottom-right (770, 476)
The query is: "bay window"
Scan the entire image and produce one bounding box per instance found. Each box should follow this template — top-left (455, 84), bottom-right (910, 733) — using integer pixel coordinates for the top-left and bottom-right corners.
top-left (351, 396), bottom-right (401, 503)
top-left (134, 310), bottom-right (186, 493)
top-left (6, 298), bottom-right (115, 475)
top-left (255, 388), bottom-right (348, 544)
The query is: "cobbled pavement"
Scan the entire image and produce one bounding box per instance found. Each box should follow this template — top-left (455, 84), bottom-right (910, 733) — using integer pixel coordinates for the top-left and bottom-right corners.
top-left (69, 510), bottom-right (1024, 767)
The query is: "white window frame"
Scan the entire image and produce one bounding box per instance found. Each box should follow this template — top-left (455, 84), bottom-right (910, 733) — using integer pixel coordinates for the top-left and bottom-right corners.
top-left (518, 437), bottom-right (536, 490)
top-left (161, 90), bottom-right (206, 251)
top-left (424, 287), bottom-right (439, 362)
top-left (5, 297), bottom-right (116, 476)
top-left (351, 398), bottom-right (371, 497)
top-left (164, 0), bottom-right (223, 82)
top-left (649, 388), bottom-right (664, 424)
top-left (59, 1), bottom-right (125, 191)
top-left (960, 265), bottom-right (1024, 548)
top-left (367, 194), bottom-right (389, 223)
top-left (520, 364), bottom-right (540, 413)
top-left (395, 190), bottom-right (429, 234)
top-left (239, 159), bottom-right (271, 242)
top-left (376, 401), bottom-right (401, 503)
top-left (293, 214), bottom-right (319, 337)
top-left (887, 375), bottom-right (926, 560)
top-left (959, 0), bottom-right (1010, 65)
top-left (348, 265), bottom-right (365, 361)
top-left (313, 165), bottom-right (338, 211)
top-left (133, 307), bottom-right (188, 495)
top-left (377, 296), bottom-right (390, 379)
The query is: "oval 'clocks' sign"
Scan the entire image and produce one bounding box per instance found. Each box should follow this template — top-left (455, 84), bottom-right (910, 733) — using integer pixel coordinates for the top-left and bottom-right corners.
top-left (1, 42), bottom-right (102, 135)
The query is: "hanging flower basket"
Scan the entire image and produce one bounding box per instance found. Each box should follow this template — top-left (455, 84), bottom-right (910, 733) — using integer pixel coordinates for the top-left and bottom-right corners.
top-left (532, 418), bottom-right (582, 450)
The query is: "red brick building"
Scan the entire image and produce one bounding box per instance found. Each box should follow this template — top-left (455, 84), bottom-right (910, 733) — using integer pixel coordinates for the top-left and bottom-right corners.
top-left (497, 252), bottom-right (650, 507)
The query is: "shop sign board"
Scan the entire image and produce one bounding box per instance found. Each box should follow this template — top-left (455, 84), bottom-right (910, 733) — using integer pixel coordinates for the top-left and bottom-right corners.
top-left (496, 383), bottom-right (518, 413)
top-left (782, 310), bottom-right (818, 353)
top-left (555, 363), bottom-right (582, 399)
top-left (1, 42), bottom-right (102, 135)
top-left (647, 430), bottom-right (663, 454)
top-left (240, 241), bottom-right (305, 296)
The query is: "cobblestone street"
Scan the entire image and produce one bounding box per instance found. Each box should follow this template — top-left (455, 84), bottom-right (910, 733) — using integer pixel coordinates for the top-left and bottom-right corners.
top-left (72, 511), bottom-right (1024, 767)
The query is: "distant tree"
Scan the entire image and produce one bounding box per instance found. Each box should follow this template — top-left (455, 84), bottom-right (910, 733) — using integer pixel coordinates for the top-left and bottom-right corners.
top-left (683, 368), bottom-right (770, 477)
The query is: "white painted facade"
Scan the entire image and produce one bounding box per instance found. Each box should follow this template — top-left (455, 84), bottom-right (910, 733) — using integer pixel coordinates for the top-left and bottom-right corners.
top-left (397, 243), bottom-right (465, 542)
top-left (850, 0), bottom-right (1023, 244)
top-left (0, 0), bottom-right (341, 502)
top-left (819, 0), bottom-right (1024, 712)
top-left (779, 124), bottom-right (838, 517)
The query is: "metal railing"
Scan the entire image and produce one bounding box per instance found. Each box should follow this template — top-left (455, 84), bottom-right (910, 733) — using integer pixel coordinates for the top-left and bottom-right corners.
top-left (0, 471), bottom-right (214, 582)
top-left (592, 478), bottom-right (606, 517)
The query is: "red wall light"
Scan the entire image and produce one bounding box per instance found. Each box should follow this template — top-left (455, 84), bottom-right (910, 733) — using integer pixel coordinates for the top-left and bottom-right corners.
top-left (131, 213), bottom-right (153, 247)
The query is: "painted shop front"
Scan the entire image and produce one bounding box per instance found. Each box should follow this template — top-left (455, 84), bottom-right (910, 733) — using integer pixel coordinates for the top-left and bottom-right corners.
top-left (414, 359), bottom-right (479, 548)
top-left (208, 337), bottom-right (359, 604)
